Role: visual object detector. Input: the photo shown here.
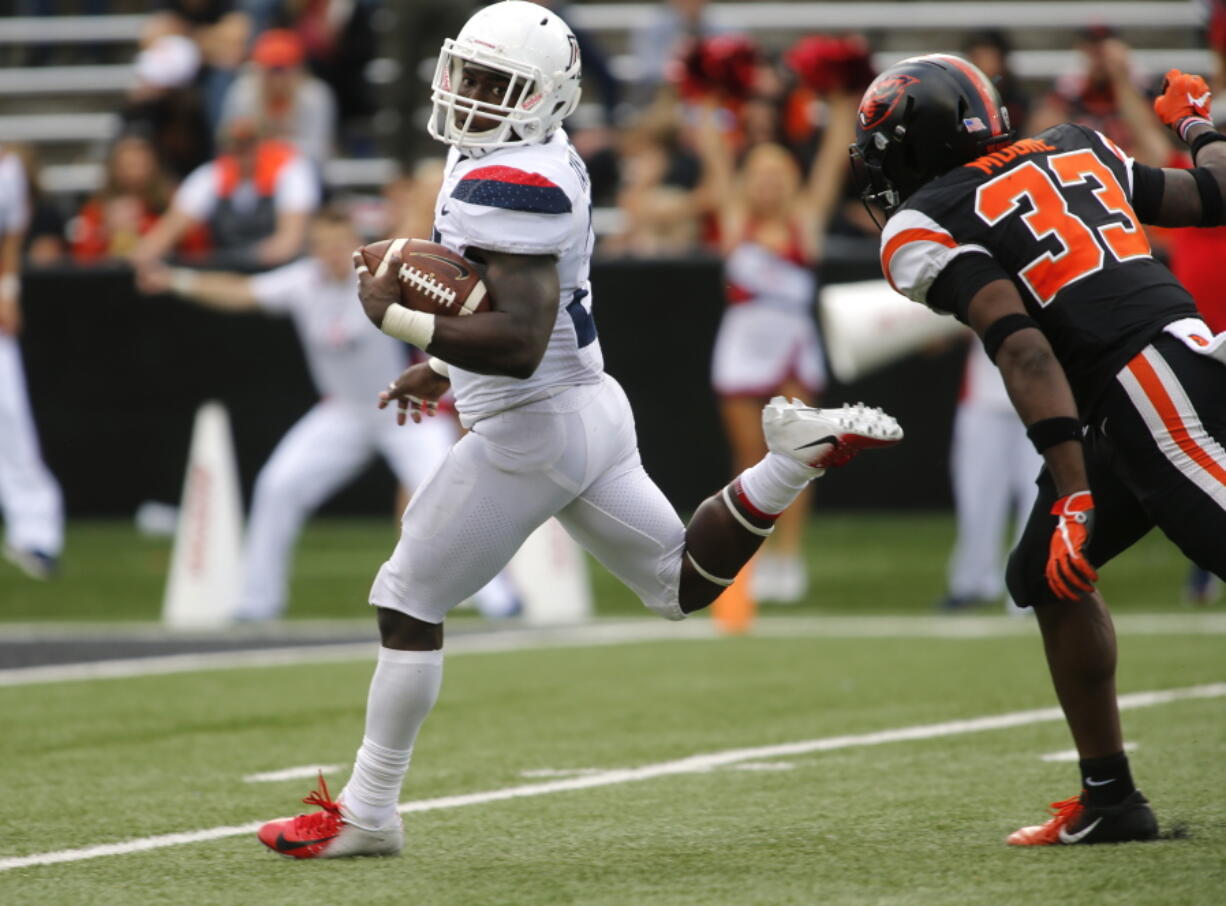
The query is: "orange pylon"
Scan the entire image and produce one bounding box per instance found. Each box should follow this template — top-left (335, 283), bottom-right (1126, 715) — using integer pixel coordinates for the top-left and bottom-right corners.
top-left (712, 561), bottom-right (756, 634)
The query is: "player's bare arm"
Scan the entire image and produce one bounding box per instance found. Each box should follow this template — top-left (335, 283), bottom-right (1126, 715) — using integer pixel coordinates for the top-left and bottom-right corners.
top-left (135, 264), bottom-right (259, 310)
top-left (1141, 69), bottom-right (1226, 226)
top-left (964, 277), bottom-right (1097, 600)
top-left (257, 211), bottom-right (310, 267)
top-left (129, 206), bottom-right (195, 268)
top-left (356, 247), bottom-right (559, 379)
top-left (964, 280), bottom-right (1088, 497)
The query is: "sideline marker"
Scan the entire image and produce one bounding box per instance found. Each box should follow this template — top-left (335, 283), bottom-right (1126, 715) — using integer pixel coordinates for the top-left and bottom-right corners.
top-left (162, 401), bottom-right (244, 628)
top-left (713, 562), bottom-right (755, 634)
top-left (508, 517), bottom-right (593, 625)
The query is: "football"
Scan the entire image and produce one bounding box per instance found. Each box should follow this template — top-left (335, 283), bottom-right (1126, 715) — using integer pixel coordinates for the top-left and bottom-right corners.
top-left (359, 238), bottom-right (491, 317)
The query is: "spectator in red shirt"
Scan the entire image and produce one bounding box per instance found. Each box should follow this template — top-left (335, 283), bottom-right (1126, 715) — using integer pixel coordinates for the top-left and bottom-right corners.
top-left (72, 133), bottom-right (209, 263)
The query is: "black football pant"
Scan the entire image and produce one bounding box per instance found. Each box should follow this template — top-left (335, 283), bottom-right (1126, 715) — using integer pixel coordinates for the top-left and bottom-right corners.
top-left (1008, 334), bottom-right (1226, 606)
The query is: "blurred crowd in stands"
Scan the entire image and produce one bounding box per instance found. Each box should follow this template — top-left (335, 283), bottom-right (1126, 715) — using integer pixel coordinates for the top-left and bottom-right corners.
top-left (3, 0), bottom-right (1226, 278)
top-left (0, 0), bottom-right (1221, 279)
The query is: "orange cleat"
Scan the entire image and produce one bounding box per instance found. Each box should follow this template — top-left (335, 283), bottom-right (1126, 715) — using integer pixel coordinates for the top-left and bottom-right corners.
top-left (1007, 790), bottom-right (1158, 845)
top-left (257, 773), bottom-right (403, 859)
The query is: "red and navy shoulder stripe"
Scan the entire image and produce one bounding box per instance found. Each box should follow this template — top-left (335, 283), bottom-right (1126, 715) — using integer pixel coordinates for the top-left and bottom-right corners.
top-left (450, 165), bottom-right (573, 215)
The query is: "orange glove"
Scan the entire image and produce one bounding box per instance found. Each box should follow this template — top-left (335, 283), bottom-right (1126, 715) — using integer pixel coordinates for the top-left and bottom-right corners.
top-left (1153, 69), bottom-right (1213, 140)
top-left (1046, 491), bottom-right (1098, 600)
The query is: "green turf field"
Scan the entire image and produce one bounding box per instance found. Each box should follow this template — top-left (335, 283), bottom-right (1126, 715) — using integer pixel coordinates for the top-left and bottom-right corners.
top-left (1, 517), bottom-right (1223, 904)
top-left (0, 512), bottom-right (1208, 621)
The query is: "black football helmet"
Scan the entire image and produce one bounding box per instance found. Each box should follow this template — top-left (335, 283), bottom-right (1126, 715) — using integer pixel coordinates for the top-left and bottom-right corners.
top-left (850, 54), bottom-right (1013, 218)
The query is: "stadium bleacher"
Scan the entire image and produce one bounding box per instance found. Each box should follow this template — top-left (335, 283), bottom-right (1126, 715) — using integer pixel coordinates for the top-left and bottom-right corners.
top-left (0, 2), bottom-right (1206, 205)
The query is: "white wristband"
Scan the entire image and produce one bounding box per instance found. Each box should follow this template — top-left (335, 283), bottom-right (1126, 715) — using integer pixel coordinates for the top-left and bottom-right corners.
top-left (381, 303), bottom-right (436, 350)
top-left (0, 273), bottom-right (18, 297)
top-left (427, 356), bottom-right (450, 378)
top-left (170, 268), bottom-right (198, 295)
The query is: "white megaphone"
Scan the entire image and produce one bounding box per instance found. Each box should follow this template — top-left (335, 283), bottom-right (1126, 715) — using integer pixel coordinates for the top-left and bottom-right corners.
top-left (819, 279), bottom-right (970, 383)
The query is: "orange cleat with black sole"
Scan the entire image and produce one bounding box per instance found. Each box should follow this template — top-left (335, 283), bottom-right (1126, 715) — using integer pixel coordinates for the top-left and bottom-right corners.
top-left (1007, 790), bottom-right (1158, 845)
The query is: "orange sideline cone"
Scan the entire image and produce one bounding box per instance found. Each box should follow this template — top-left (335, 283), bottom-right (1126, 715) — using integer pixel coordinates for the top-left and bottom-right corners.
top-left (713, 561), bottom-right (756, 635)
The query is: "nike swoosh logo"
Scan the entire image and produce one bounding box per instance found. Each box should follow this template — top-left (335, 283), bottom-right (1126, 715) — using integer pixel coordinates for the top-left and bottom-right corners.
top-left (1190, 91), bottom-right (1211, 109)
top-left (275, 831), bottom-right (338, 851)
top-left (440, 206), bottom-right (450, 216)
top-left (795, 434), bottom-right (840, 451)
top-left (1085, 777), bottom-right (1115, 787)
top-left (1058, 816), bottom-right (1103, 844)
top-left (414, 251), bottom-right (470, 280)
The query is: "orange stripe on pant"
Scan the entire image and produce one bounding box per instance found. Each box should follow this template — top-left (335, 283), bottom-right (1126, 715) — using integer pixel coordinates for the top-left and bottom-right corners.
top-left (1126, 351), bottom-right (1226, 487)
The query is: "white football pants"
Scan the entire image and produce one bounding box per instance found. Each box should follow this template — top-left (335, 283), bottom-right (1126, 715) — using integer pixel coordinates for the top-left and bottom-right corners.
top-left (237, 399), bottom-right (515, 620)
top-left (370, 375), bottom-right (687, 624)
top-left (947, 402), bottom-right (1042, 604)
top-left (0, 333), bottom-right (63, 555)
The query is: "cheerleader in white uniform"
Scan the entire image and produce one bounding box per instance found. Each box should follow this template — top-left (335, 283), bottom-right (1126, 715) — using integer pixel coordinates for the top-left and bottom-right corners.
top-left (697, 94), bottom-right (856, 601)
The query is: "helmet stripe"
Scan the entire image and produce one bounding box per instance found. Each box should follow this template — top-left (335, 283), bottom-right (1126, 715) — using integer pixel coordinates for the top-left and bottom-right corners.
top-left (930, 54), bottom-right (1003, 136)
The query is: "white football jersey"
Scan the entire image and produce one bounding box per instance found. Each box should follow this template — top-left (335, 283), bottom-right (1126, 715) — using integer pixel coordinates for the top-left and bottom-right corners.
top-left (432, 128), bottom-right (603, 426)
top-left (250, 259), bottom-right (408, 406)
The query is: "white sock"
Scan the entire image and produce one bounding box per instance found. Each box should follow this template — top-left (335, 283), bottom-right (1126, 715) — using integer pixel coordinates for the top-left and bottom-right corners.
top-left (737, 452), bottom-right (818, 515)
top-left (341, 647), bottom-right (443, 829)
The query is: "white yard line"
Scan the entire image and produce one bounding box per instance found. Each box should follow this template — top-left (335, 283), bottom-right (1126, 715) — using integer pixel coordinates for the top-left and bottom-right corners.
top-left (3, 614), bottom-right (1225, 688)
top-left (1, 682), bottom-right (1222, 874)
top-left (732, 762), bottom-right (797, 772)
top-left (242, 765), bottom-right (347, 784)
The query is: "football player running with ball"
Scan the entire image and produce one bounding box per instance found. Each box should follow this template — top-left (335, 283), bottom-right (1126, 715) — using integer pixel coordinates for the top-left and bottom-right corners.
top-left (853, 56), bottom-right (1226, 845)
top-left (256, 1), bottom-right (902, 859)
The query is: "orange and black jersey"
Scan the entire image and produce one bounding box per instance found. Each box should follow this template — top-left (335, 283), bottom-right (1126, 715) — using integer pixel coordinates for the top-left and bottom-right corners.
top-left (879, 123), bottom-right (1197, 417)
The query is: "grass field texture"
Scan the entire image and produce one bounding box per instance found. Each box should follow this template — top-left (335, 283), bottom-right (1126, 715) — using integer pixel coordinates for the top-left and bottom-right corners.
top-left (0, 512), bottom-right (1208, 622)
top-left (1, 516), bottom-right (1223, 904)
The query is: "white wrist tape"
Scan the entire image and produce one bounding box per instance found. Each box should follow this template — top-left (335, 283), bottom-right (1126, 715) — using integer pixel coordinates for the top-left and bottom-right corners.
top-left (0, 273), bottom-right (18, 297)
top-left (170, 268), bottom-right (198, 295)
top-left (381, 304), bottom-right (436, 349)
top-left (427, 356), bottom-right (450, 378)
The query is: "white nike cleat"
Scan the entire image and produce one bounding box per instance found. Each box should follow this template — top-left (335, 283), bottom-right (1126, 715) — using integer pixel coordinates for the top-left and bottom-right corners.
top-left (762, 397), bottom-right (903, 474)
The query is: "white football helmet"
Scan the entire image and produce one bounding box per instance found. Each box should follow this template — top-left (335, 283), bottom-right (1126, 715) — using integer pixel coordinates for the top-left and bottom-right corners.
top-left (428, 1), bottom-right (582, 155)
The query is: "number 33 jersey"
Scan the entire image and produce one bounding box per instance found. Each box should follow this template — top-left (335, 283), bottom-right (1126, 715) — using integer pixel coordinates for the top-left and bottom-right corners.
top-left (880, 123), bottom-right (1197, 416)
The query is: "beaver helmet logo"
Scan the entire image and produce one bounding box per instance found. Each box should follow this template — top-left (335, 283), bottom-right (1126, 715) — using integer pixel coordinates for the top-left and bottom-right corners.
top-left (858, 74), bottom-right (919, 129)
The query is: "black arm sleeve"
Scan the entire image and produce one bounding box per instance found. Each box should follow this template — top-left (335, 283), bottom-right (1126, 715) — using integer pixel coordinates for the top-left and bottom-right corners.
top-left (926, 252), bottom-right (1013, 324)
top-left (1131, 164), bottom-right (1166, 224)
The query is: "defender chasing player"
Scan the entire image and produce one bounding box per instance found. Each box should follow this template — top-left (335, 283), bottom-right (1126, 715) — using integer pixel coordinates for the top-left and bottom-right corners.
top-left (853, 55), bottom-right (1226, 844)
top-left (256, 1), bottom-right (901, 859)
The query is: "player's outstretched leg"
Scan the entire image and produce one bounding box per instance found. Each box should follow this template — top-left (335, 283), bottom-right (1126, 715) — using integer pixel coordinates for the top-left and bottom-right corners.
top-left (679, 397), bottom-right (902, 613)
